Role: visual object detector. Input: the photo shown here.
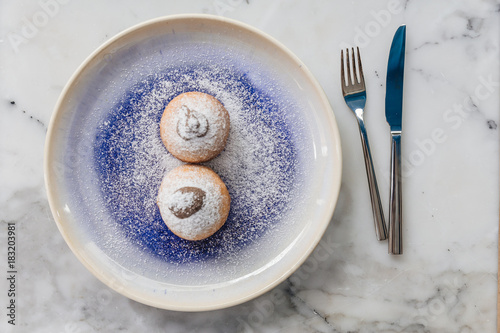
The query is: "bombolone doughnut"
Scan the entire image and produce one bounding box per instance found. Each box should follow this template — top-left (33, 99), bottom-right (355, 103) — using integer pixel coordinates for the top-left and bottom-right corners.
top-left (160, 92), bottom-right (230, 163)
top-left (157, 164), bottom-right (230, 241)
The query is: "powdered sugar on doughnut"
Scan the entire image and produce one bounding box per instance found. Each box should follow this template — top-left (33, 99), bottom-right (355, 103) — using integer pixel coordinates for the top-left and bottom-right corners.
top-left (176, 106), bottom-right (209, 140)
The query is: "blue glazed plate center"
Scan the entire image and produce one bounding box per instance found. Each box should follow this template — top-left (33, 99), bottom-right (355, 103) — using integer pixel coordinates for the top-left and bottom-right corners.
top-left (93, 63), bottom-right (302, 264)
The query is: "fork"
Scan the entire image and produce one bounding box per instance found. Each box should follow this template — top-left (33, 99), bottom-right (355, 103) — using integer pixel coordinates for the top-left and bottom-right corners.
top-left (341, 47), bottom-right (387, 241)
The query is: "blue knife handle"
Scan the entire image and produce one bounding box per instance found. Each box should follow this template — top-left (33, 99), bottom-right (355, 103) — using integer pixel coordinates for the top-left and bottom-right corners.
top-left (389, 131), bottom-right (403, 254)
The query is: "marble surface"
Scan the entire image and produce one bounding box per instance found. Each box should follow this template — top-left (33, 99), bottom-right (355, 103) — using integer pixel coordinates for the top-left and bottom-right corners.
top-left (0, 0), bottom-right (499, 332)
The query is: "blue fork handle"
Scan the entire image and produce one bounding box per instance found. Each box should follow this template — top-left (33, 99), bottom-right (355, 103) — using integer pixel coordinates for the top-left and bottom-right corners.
top-left (388, 131), bottom-right (403, 254)
top-left (357, 116), bottom-right (387, 241)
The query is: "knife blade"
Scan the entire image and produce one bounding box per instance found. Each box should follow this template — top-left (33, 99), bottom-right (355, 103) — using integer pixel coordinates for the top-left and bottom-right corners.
top-left (385, 25), bottom-right (406, 255)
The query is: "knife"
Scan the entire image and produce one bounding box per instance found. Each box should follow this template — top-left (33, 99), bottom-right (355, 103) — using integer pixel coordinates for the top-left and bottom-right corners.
top-left (385, 25), bottom-right (406, 255)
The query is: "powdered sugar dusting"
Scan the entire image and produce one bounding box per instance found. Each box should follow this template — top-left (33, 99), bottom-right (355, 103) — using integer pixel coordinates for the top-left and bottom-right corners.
top-left (176, 106), bottom-right (209, 140)
top-left (167, 190), bottom-right (199, 215)
top-left (94, 63), bottom-right (304, 264)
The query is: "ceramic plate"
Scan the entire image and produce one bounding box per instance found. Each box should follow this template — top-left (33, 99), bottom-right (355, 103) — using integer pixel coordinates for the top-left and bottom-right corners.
top-left (44, 14), bottom-right (342, 311)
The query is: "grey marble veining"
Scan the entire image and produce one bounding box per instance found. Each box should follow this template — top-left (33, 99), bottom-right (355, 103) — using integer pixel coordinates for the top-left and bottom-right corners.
top-left (0, 0), bottom-right (498, 332)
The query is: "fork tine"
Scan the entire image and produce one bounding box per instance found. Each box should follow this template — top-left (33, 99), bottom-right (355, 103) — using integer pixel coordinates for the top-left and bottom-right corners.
top-left (341, 49), bottom-right (345, 86)
top-left (356, 47), bottom-right (365, 85)
top-left (346, 48), bottom-right (352, 85)
top-left (352, 47), bottom-right (359, 83)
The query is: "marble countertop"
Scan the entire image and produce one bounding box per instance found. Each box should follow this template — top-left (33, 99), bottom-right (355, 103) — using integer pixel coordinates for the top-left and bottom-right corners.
top-left (1, 0), bottom-right (499, 332)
